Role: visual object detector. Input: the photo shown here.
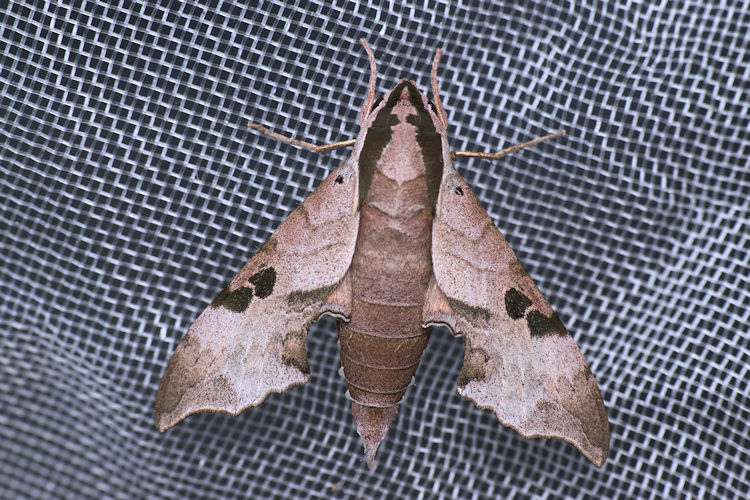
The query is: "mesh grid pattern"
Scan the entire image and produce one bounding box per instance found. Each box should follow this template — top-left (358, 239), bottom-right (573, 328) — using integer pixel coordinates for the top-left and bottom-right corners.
top-left (2, 1), bottom-right (748, 498)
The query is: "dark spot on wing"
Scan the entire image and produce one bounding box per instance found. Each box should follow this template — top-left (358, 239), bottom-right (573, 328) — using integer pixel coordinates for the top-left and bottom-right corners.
top-left (335, 175), bottom-right (344, 184)
top-left (455, 186), bottom-right (463, 196)
top-left (505, 288), bottom-right (532, 320)
top-left (249, 267), bottom-right (276, 298)
top-left (526, 310), bottom-right (568, 338)
top-left (212, 285), bottom-right (254, 312)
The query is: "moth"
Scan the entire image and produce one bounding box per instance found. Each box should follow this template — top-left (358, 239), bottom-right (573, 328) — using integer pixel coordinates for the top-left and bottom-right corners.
top-left (155, 39), bottom-right (610, 468)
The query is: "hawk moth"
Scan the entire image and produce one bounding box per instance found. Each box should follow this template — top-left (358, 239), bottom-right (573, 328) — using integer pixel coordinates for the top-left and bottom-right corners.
top-left (155, 39), bottom-right (609, 468)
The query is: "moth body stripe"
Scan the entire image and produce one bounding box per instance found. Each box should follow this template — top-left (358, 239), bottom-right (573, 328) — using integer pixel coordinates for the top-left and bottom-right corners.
top-left (342, 361), bottom-right (419, 394)
top-left (344, 379), bottom-right (410, 396)
top-left (346, 385), bottom-right (406, 408)
top-left (340, 327), bottom-right (430, 341)
top-left (340, 349), bottom-right (424, 371)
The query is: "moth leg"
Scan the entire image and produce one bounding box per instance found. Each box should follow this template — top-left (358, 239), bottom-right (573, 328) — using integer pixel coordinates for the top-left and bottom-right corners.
top-left (430, 48), bottom-right (448, 130)
top-left (247, 121), bottom-right (355, 154)
top-left (358, 38), bottom-right (378, 124)
top-left (451, 130), bottom-right (565, 160)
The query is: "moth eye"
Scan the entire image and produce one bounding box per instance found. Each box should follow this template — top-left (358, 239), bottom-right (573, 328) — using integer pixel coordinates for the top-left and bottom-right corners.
top-left (335, 175), bottom-right (344, 184)
top-left (454, 186), bottom-right (464, 196)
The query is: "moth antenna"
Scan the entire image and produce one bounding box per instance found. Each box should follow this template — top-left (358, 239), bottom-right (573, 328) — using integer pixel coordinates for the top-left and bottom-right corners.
top-left (430, 48), bottom-right (448, 130)
top-left (359, 38), bottom-right (378, 124)
top-left (452, 130), bottom-right (566, 160)
top-left (247, 122), bottom-right (355, 154)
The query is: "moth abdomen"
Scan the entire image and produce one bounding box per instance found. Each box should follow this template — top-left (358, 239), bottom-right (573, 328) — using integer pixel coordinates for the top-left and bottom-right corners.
top-left (340, 357), bottom-right (418, 406)
top-left (338, 328), bottom-right (429, 367)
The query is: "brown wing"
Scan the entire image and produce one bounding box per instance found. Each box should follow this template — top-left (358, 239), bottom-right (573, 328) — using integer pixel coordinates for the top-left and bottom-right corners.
top-left (424, 163), bottom-right (609, 466)
top-left (155, 159), bottom-right (359, 431)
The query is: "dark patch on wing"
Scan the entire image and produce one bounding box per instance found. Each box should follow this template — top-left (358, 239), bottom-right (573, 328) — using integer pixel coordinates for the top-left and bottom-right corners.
top-left (504, 288), bottom-right (532, 320)
top-left (211, 267), bottom-right (276, 312)
top-left (526, 310), bottom-right (568, 338)
top-left (447, 297), bottom-right (491, 326)
top-left (286, 284), bottom-right (336, 308)
top-left (212, 285), bottom-right (254, 313)
top-left (249, 267), bottom-right (276, 298)
top-left (503, 282), bottom-right (567, 338)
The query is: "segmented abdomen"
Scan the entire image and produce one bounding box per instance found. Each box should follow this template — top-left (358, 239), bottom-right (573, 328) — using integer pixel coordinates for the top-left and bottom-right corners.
top-left (338, 170), bottom-right (432, 408)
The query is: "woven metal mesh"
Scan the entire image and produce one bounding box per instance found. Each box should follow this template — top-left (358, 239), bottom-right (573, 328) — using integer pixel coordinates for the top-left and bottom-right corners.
top-left (2, 1), bottom-right (749, 498)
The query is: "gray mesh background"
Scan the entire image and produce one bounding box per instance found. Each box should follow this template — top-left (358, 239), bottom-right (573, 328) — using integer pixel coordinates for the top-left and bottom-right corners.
top-left (2, 1), bottom-right (748, 498)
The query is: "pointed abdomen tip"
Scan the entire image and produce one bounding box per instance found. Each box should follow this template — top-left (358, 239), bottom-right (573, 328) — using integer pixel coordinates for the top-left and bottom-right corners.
top-left (351, 402), bottom-right (398, 469)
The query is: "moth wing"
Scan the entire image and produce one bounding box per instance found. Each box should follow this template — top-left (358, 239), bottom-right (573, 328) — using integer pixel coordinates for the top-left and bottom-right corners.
top-left (155, 160), bottom-right (359, 431)
top-left (425, 166), bottom-right (609, 466)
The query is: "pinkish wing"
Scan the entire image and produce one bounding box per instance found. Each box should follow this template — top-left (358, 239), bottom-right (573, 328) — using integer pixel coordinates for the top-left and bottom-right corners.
top-left (155, 159), bottom-right (359, 431)
top-left (424, 162), bottom-right (609, 466)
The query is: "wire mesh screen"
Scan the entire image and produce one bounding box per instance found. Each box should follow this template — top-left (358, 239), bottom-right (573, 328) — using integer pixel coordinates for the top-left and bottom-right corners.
top-left (2, 1), bottom-right (748, 498)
